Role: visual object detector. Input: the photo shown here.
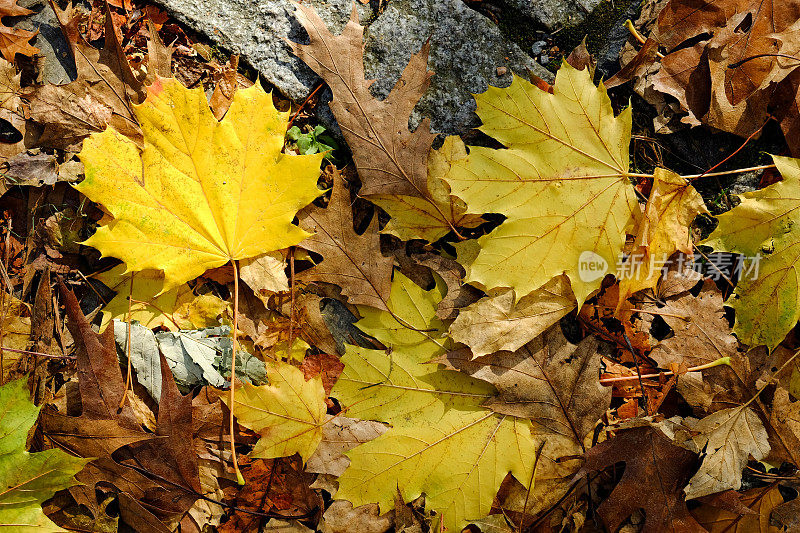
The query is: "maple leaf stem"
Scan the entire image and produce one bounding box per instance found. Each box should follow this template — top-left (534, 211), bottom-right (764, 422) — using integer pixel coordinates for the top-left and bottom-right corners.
top-left (628, 164), bottom-right (777, 180)
top-left (624, 19), bottom-right (664, 59)
top-left (230, 258), bottom-right (244, 485)
top-left (599, 356), bottom-right (732, 384)
top-left (288, 247), bottom-right (295, 357)
top-left (118, 272), bottom-right (134, 410)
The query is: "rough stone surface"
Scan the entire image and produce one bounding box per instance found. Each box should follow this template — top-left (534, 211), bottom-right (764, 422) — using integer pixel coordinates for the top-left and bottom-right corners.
top-left (500, 0), bottom-right (603, 30)
top-left (153, 0), bottom-right (551, 134)
top-left (364, 0), bottom-right (550, 133)
top-left (15, 0), bottom-right (76, 85)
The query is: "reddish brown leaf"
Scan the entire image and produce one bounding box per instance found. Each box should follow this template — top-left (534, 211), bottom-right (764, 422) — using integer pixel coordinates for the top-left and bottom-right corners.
top-left (0, 0), bottom-right (37, 62)
top-left (40, 282), bottom-right (200, 531)
top-left (220, 457), bottom-right (321, 532)
top-left (576, 426), bottom-right (703, 533)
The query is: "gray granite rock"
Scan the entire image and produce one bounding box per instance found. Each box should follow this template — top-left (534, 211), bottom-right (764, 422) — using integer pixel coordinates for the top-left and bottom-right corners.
top-left (364, 0), bottom-right (550, 133)
top-left (501, 0), bottom-right (603, 30)
top-left (153, 0), bottom-right (551, 134)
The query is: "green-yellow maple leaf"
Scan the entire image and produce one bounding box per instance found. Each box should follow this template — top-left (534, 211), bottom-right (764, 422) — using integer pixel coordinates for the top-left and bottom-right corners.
top-left (332, 273), bottom-right (536, 532)
top-left (0, 379), bottom-right (90, 532)
top-left (444, 63), bottom-right (637, 306)
top-left (76, 77), bottom-right (324, 291)
top-left (223, 361), bottom-right (326, 462)
top-left (703, 155), bottom-right (800, 350)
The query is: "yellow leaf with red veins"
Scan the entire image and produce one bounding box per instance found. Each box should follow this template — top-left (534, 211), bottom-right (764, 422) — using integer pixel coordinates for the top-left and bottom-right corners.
top-left (444, 64), bottom-right (638, 307)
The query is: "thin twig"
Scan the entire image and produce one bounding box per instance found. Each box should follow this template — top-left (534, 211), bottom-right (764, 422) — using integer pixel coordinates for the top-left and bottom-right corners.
top-left (287, 247), bottom-right (295, 360)
top-left (600, 356), bottom-right (731, 384)
top-left (0, 346), bottom-right (74, 360)
top-left (692, 243), bottom-right (735, 288)
top-left (622, 332), bottom-right (649, 415)
top-left (693, 117), bottom-right (770, 179)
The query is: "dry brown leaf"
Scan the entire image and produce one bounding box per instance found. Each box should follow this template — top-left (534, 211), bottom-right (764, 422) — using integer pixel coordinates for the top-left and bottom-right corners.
top-left (415, 252), bottom-right (482, 320)
top-left (615, 0), bottom-right (800, 143)
top-left (289, 6), bottom-right (435, 201)
top-left (318, 501), bottom-right (392, 533)
top-left (41, 283), bottom-right (199, 531)
top-left (27, 2), bottom-right (144, 149)
top-left (448, 275), bottom-right (575, 358)
top-left (306, 416), bottom-right (388, 477)
top-left (692, 485), bottom-right (783, 533)
top-left (0, 0), bottom-right (37, 62)
top-left (576, 426), bottom-right (702, 532)
top-left (298, 168), bottom-right (394, 310)
top-left (646, 280), bottom-right (737, 369)
top-left (239, 251), bottom-right (289, 305)
top-left (440, 326), bottom-right (611, 439)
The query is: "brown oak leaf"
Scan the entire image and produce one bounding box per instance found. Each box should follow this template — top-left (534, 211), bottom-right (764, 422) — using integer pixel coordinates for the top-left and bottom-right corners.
top-left (576, 426), bottom-right (704, 533)
top-left (41, 282), bottom-right (200, 531)
top-left (298, 167), bottom-right (394, 310)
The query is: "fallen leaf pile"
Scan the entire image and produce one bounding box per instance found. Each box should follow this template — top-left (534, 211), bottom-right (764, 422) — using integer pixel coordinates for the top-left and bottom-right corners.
top-left (3, 0), bottom-right (800, 531)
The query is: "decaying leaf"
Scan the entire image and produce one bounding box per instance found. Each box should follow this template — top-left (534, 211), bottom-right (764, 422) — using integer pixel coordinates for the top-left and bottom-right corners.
top-left (239, 251), bottom-right (290, 305)
top-left (692, 485), bottom-right (784, 533)
top-left (684, 406), bottom-right (771, 499)
top-left (444, 63), bottom-right (637, 306)
top-left (77, 76), bottom-right (323, 290)
top-left (41, 283), bottom-right (201, 530)
top-left (0, 0), bottom-right (38, 62)
top-left (440, 325), bottom-right (611, 440)
top-left (372, 136), bottom-right (484, 242)
top-left (306, 416), bottom-right (388, 477)
top-left (298, 167), bottom-right (393, 310)
top-left (647, 280), bottom-right (738, 369)
top-left (448, 275), bottom-right (575, 357)
top-left (290, 6), bottom-right (433, 199)
top-left (27, 2), bottom-right (139, 149)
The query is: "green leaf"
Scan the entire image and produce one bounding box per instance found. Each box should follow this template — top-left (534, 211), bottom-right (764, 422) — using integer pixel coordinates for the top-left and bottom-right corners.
top-left (0, 379), bottom-right (90, 532)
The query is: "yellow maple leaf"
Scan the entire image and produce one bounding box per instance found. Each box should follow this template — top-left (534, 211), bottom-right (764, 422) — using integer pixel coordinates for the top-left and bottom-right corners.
top-left (444, 63), bottom-right (638, 306)
top-left (93, 264), bottom-right (228, 331)
top-left (223, 361), bottom-right (326, 462)
top-left (333, 273), bottom-right (539, 532)
top-left (617, 168), bottom-right (707, 306)
top-left (76, 77), bottom-right (324, 291)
